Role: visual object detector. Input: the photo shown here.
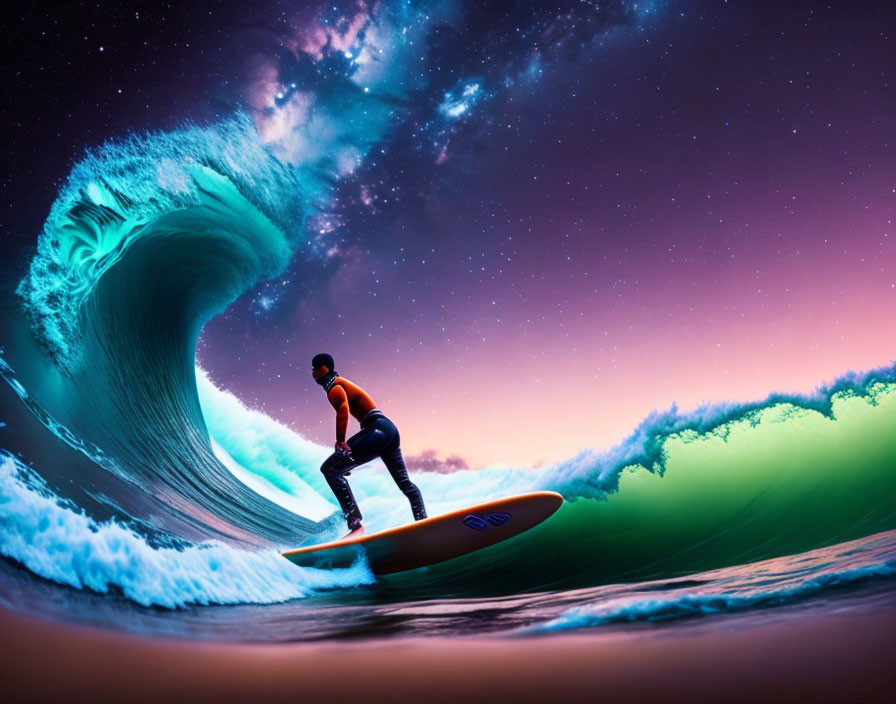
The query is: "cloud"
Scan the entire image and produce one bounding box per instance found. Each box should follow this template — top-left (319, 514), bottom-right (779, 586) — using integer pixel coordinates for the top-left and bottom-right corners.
top-left (404, 448), bottom-right (469, 473)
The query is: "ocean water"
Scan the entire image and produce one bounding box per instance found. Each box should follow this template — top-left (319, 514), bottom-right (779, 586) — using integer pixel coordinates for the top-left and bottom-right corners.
top-left (1, 111), bottom-right (894, 641)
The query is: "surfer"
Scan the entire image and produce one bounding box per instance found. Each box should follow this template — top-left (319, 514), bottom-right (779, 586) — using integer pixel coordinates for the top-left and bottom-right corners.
top-left (312, 353), bottom-right (427, 538)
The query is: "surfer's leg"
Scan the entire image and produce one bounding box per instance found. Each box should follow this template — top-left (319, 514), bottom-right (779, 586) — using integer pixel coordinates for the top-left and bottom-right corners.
top-left (381, 442), bottom-right (427, 521)
top-left (320, 452), bottom-right (363, 530)
top-left (345, 424), bottom-right (391, 465)
top-left (319, 424), bottom-right (391, 529)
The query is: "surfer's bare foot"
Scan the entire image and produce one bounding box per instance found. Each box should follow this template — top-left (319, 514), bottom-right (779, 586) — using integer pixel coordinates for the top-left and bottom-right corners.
top-left (340, 525), bottom-right (365, 540)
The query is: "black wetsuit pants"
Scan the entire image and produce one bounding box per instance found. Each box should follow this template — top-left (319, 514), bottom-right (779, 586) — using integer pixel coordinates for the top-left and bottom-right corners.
top-left (320, 409), bottom-right (427, 530)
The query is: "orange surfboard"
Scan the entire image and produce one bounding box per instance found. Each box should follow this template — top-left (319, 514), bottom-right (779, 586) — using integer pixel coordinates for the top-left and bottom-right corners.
top-left (282, 491), bottom-right (563, 575)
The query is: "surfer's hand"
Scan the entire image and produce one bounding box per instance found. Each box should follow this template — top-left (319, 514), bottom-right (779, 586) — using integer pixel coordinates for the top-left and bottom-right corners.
top-left (335, 441), bottom-right (352, 454)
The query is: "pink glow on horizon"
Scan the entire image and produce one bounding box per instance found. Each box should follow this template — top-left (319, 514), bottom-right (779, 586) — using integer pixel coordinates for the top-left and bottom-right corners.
top-left (290, 233), bottom-right (896, 468)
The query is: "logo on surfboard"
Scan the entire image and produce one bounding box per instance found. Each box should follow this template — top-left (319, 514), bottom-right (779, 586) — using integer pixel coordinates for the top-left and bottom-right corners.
top-left (461, 512), bottom-right (511, 531)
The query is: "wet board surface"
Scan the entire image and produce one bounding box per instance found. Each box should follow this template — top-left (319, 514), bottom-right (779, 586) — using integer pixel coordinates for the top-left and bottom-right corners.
top-left (282, 491), bottom-right (563, 575)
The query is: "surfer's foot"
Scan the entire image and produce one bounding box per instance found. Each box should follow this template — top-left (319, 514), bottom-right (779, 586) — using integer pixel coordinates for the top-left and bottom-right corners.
top-left (340, 525), bottom-right (365, 540)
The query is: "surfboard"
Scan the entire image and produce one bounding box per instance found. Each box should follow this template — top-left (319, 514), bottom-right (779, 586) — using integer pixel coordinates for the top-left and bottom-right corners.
top-left (282, 491), bottom-right (563, 575)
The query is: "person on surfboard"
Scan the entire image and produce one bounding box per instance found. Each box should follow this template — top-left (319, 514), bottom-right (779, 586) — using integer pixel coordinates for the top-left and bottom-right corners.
top-left (312, 353), bottom-right (427, 539)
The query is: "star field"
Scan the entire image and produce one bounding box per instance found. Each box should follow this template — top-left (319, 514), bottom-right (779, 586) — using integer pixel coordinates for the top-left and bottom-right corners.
top-left (4, 1), bottom-right (894, 467)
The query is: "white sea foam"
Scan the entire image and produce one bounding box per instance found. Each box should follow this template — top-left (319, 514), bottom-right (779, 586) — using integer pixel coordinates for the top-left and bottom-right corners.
top-left (0, 452), bottom-right (373, 608)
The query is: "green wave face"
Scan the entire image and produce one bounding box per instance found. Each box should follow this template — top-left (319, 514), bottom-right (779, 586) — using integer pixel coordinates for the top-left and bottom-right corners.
top-left (380, 384), bottom-right (896, 598)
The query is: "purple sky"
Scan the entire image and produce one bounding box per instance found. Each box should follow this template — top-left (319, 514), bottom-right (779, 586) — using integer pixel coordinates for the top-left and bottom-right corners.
top-left (197, 1), bottom-right (894, 467)
top-left (5, 1), bottom-right (893, 467)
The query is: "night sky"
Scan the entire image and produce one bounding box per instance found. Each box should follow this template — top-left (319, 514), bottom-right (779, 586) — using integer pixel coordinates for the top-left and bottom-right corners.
top-left (3, 1), bottom-right (894, 468)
